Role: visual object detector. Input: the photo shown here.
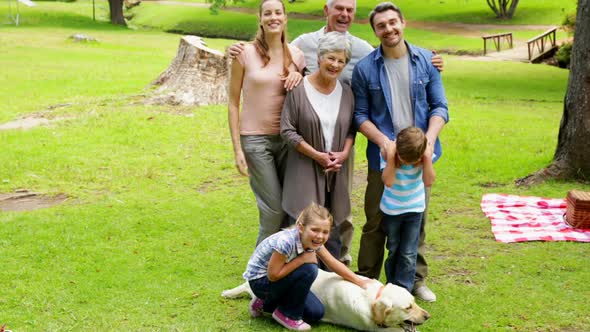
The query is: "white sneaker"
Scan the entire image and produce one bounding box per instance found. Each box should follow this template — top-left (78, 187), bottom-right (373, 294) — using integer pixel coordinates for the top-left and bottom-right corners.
top-left (413, 285), bottom-right (436, 302)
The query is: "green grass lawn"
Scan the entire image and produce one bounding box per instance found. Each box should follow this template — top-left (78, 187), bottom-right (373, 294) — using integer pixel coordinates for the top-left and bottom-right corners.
top-left (127, 3), bottom-right (487, 52)
top-left (126, 2), bottom-right (571, 54)
top-left (0, 1), bottom-right (237, 122)
top-left (1, 2), bottom-right (589, 331)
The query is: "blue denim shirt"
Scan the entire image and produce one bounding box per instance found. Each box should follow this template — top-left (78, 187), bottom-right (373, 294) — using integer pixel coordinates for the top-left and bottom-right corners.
top-left (352, 41), bottom-right (449, 171)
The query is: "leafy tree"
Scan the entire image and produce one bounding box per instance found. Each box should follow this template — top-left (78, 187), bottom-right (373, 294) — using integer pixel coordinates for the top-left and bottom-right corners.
top-left (518, 0), bottom-right (589, 184)
top-left (555, 2), bottom-right (578, 68)
top-left (486, 0), bottom-right (520, 19)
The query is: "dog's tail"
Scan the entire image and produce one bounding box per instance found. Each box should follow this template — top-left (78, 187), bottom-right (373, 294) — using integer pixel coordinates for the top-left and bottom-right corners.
top-left (221, 282), bottom-right (254, 299)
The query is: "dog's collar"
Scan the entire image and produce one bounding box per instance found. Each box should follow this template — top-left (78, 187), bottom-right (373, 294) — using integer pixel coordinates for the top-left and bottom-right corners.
top-left (375, 284), bottom-right (385, 301)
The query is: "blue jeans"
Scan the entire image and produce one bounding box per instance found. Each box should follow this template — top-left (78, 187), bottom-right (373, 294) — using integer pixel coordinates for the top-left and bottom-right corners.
top-left (381, 212), bottom-right (422, 292)
top-left (248, 263), bottom-right (324, 323)
top-left (241, 135), bottom-right (289, 246)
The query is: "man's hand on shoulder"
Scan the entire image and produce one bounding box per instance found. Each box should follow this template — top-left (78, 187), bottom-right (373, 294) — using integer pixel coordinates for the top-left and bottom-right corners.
top-left (228, 41), bottom-right (246, 59)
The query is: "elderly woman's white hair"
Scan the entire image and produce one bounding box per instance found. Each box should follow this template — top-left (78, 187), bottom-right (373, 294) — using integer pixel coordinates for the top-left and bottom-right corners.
top-left (317, 31), bottom-right (352, 64)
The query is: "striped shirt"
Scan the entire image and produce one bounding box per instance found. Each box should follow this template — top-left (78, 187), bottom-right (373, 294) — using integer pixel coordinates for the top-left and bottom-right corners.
top-left (380, 155), bottom-right (425, 216)
top-left (243, 227), bottom-right (305, 281)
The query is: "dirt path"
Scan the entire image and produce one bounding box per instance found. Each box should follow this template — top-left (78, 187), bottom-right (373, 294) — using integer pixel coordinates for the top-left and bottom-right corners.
top-left (0, 190), bottom-right (68, 212)
top-left (0, 112), bottom-right (69, 131)
top-left (406, 21), bottom-right (555, 37)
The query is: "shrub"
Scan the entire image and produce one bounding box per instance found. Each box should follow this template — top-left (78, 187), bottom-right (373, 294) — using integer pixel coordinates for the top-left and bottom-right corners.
top-left (556, 42), bottom-right (573, 68)
top-left (562, 12), bottom-right (576, 33)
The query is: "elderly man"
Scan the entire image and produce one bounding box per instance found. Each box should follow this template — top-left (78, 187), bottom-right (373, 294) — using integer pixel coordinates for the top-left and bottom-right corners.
top-left (290, 0), bottom-right (373, 85)
top-left (352, 2), bottom-right (449, 302)
top-left (229, 0), bottom-right (443, 271)
top-left (289, 0), bottom-right (373, 267)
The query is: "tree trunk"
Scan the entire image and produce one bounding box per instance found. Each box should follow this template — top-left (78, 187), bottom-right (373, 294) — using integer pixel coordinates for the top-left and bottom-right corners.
top-left (554, 0), bottom-right (590, 175)
top-left (146, 35), bottom-right (230, 106)
top-left (486, 0), bottom-right (501, 18)
top-left (507, 0), bottom-right (520, 19)
top-left (517, 0), bottom-right (590, 186)
top-left (108, 0), bottom-right (127, 26)
top-left (486, 0), bottom-right (519, 19)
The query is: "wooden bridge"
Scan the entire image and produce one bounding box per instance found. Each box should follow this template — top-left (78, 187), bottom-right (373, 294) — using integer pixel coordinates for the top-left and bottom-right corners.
top-left (482, 32), bottom-right (513, 55)
top-left (527, 27), bottom-right (558, 63)
top-left (481, 27), bottom-right (558, 63)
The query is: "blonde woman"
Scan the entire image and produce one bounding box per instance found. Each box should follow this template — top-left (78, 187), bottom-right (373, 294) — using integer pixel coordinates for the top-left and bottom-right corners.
top-left (228, 0), bottom-right (306, 246)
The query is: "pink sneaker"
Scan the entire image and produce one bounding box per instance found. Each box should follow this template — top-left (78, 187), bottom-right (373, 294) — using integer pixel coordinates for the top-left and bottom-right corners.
top-left (272, 309), bottom-right (311, 331)
top-left (249, 297), bottom-right (264, 318)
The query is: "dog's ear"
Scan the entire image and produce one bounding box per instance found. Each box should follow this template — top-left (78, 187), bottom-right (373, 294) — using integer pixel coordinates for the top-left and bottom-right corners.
top-left (371, 296), bottom-right (392, 326)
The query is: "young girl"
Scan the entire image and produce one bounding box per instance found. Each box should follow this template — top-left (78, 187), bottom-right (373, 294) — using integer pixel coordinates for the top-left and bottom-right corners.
top-left (380, 127), bottom-right (435, 293)
top-left (243, 202), bottom-right (369, 331)
top-left (228, 0), bottom-right (305, 246)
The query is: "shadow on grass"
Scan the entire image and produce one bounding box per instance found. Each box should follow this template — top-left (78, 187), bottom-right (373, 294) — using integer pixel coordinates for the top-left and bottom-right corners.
top-left (0, 8), bottom-right (129, 31)
top-left (169, 19), bottom-right (257, 41)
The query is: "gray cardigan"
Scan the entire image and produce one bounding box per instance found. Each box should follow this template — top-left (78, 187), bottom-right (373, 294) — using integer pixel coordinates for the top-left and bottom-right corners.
top-left (280, 83), bottom-right (355, 225)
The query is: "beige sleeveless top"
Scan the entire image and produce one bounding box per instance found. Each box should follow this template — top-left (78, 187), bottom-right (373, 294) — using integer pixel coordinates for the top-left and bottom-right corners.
top-left (236, 43), bottom-right (305, 135)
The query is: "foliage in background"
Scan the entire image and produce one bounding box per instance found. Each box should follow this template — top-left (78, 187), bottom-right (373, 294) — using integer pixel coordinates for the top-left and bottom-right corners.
top-left (562, 12), bottom-right (577, 32)
top-left (556, 42), bottom-right (573, 68)
top-left (556, 1), bottom-right (577, 68)
top-left (207, 0), bottom-right (243, 14)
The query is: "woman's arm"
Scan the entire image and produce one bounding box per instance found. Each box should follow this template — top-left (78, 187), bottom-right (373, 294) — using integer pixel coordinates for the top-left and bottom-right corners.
top-left (316, 247), bottom-right (370, 289)
top-left (228, 59), bottom-right (248, 176)
top-left (281, 45), bottom-right (306, 90)
top-left (267, 250), bottom-right (318, 282)
top-left (282, 71), bottom-right (303, 91)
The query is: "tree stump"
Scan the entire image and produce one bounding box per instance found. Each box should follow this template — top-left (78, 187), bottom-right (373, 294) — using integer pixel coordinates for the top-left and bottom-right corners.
top-left (146, 35), bottom-right (230, 107)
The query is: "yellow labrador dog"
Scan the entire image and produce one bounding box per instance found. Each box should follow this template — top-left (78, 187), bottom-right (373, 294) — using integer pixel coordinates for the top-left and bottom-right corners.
top-left (221, 269), bottom-right (430, 332)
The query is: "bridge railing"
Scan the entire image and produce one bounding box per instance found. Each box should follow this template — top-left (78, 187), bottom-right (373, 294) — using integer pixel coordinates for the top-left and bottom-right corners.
top-left (482, 32), bottom-right (513, 55)
top-left (527, 27), bottom-right (558, 62)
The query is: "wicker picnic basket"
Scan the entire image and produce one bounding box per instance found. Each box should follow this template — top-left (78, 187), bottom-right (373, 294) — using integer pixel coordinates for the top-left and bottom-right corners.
top-left (565, 190), bottom-right (590, 229)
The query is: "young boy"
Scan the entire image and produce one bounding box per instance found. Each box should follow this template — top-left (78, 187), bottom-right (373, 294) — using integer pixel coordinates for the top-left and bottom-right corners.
top-left (380, 127), bottom-right (435, 292)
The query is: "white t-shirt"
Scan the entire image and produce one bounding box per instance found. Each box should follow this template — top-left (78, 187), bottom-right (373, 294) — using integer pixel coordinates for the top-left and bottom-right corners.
top-left (303, 76), bottom-right (343, 151)
top-left (384, 54), bottom-right (413, 134)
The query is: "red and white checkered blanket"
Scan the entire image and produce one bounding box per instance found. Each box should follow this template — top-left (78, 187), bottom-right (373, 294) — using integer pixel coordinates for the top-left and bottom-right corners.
top-left (481, 193), bottom-right (590, 243)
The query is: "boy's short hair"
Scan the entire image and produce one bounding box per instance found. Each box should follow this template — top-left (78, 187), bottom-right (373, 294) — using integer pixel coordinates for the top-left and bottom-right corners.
top-left (396, 127), bottom-right (426, 164)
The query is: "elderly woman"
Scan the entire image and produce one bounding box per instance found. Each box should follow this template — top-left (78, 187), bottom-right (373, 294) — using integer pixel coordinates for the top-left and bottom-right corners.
top-left (280, 32), bottom-right (354, 268)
